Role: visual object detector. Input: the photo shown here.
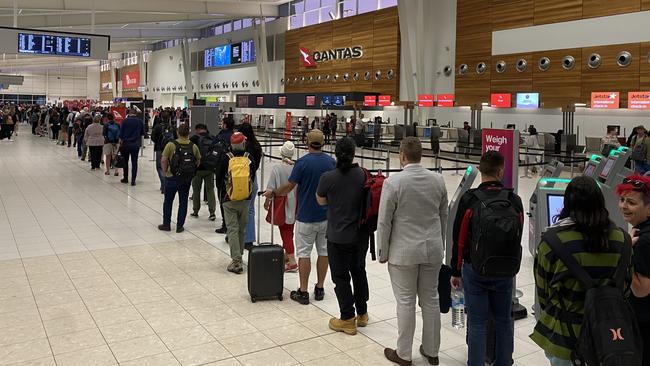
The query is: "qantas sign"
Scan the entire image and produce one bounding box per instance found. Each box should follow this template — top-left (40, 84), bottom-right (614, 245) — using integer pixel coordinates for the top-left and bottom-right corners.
top-left (299, 46), bottom-right (363, 67)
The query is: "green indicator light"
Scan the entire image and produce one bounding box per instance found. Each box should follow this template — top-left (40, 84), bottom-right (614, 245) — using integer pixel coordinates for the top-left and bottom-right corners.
top-left (466, 166), bottom-right (473, 175)
top-left (589, 154), bottom-right (602, 162)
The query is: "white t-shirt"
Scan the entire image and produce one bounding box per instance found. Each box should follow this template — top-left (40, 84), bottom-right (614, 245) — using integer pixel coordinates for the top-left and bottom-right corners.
top-left (266, 161), bottom-right (297, 225)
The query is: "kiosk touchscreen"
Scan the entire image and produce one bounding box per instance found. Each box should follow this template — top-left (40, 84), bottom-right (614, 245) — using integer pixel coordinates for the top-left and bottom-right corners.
top-left (598, 157), bottom-right (616, 182)
top-left (445, 166), bottom-right (478, 266)
top-left (546, 194), bottom-right (564, 226)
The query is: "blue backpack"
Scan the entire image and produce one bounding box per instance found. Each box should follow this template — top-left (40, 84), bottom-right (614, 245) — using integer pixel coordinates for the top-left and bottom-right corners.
top-left (106, 122), bottom-right (120, 143)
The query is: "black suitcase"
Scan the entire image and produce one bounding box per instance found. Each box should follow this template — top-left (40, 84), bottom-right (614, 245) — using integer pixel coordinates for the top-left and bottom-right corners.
top-left (247, 193), bottom-right (284, 303)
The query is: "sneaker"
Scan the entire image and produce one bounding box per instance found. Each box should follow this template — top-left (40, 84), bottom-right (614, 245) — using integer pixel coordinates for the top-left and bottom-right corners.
top-left (314, 286), bottom-right (325, 301)
top-left (158, 224), bottom-right (171, 232)
top-left (234, 261), bottom-right (244, 274)
top-left (419, 345), bottom-right (439, 365)
top-left (384, 348), bottom-right (412, 366)
top-left (290, 289), bottom-right (310, 305)
top-left (190, 212), bottom-right (199, 218)
top-left (176, 227), bottom-right (184, 233)
top-left (285, 263), bottom-right (298, 273)
top-left (209, 214), bottom-right (216, 221)
top-left (131, 182), bottom-right (136, 186)
top-left (215, 226), bottom-right (227, 234)
top-left (329, 317), bottom-right (357, 335)
top-left (356, 313), bottom-right (369, 327)
top-left (120, 179), bottom-right (128, 184)
top-left (227, 261), bottom-right (239, 273)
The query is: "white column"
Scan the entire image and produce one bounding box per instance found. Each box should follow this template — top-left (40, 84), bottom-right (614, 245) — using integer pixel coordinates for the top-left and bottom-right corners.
top-left (180, 39), bottom-right (193, 102)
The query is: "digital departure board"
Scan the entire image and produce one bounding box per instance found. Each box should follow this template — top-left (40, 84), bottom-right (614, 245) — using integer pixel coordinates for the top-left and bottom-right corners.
top-left (18, 33), bottom-right (90, 57)
top-left (205, 39), bottom-right (256, 69)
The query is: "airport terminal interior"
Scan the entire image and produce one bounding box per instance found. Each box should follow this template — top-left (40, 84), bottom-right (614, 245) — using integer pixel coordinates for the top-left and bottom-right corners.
top-left (0, 0), bottom-right (648, 365)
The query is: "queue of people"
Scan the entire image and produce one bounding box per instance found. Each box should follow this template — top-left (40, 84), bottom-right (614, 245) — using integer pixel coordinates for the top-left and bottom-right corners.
top-left (25, 107), bottom-right (650, 366)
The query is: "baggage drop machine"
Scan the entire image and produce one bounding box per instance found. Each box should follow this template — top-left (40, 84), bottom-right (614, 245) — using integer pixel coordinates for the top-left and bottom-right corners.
top-left (445, 166), bottom-right (479, 266)
top-left (596, 146), bottom-right (632, 230)
top-left (583, 154), bottom-right (604, 178)
top-left (528, 160), bottom-right (565, 256)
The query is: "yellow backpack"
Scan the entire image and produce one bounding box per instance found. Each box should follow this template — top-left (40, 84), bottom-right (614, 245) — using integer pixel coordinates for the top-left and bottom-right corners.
top-left (226, 152), bottom-right (252, 201)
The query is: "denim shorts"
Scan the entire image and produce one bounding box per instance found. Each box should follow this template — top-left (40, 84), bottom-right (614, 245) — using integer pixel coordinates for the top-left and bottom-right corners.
top-left (295, 220), bottom-right (328, 258)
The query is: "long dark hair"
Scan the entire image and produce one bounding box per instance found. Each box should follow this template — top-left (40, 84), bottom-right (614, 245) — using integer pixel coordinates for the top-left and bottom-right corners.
top-left (558, 176), bottom-right (612, 251)
top-left (238, 123), bottom-right (262, 165)
top-left (335, 137), bottom-right (356, 174)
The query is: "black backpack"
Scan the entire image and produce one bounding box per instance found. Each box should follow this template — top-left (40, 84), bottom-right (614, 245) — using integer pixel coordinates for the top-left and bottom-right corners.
top-left (543, 228), bottom-right (641, 366)
top-left (169, 141), bottom-right (197, 183)
top-left (198, 135), bottom-right (221, 171)
top-left (469, 189), bottom-right (522, 277)
top-left (213, 135), bottom-right (231, 177)
top-left (160, 124), bottom-right (174, 149)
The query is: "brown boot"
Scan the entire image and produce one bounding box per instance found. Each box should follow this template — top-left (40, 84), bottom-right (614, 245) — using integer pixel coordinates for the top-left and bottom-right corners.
top-left (356, 313), bottom-right (369, 327)
top-left (383, 348), bottom-right (412, 366)
top-left (328, 317), bottom-right (357, 335)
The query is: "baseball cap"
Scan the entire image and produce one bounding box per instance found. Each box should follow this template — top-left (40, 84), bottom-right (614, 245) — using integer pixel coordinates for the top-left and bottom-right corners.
top-left (307, 129), bottom-right (324, 148)
top-left (230, 132), bottom-right (247, 145)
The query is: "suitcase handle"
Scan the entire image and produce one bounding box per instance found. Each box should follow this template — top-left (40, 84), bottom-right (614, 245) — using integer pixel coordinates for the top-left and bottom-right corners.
top-left (257, 191), bottom-right (275, 244)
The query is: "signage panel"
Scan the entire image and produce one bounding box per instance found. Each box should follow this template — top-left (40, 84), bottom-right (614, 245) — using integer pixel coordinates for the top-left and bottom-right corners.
top-left (628, 92), bottom-right (650, 110)
top-left (418, 94), bottom-right (434, 107)
top-left (482, 128), bottom-right (519, 191)
top-left (378, 95), bottom-right (391, 106)
top-left (278, 96), bottom-right (286, 106)
top-left (491, 93), bottom-right (512, 108)
top-left (437, 94), bottom-right (455, 107)
top-left (256, 96), bottom-right (264, 106)
top-left (305, 95), bottom-right (316, 107)
top-left (121, 70), bottom-right (140, 89)
top-left (364, 95), bottom-right (377, 107)
top-left (591, 92), bottom-right (620, 109)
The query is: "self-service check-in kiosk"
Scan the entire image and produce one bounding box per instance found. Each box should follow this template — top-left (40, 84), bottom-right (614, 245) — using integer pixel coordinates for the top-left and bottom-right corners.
top-left (527, 160), bottom-right (565, 255)
top-left (445, 166), bottom-right (479, 266)
top-left (583, 154), bottom-right (604, 178)
top-left (596, 147), bottom-right (631, 230)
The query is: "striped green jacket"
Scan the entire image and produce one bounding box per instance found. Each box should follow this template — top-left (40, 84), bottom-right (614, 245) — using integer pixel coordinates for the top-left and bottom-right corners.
top-left (530, 227), bottom-right (632, 360)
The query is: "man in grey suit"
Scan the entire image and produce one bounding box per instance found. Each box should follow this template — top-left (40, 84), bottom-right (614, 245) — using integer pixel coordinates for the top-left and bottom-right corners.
top-left (377, 137), bottom-right (448, 366)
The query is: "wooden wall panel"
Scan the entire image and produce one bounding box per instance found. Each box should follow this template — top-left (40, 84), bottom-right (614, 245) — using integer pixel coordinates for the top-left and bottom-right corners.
top-left (582, 0), bottom-right (640, 19)
top-left (534, 0), bottom-right (582, 25)
top-left (640, 43), bottom-right (650, 89)
top-left (457, 0), bottom-right (492, 36)
top-left (284, 7), bottom-right (399, 98)
top-left (491, 0), bottom-right (534, 31)
top-left (532, 49), bottom-right (582, 108)
top-left (456, 78), bottom-right (491, 106)
top-left (643, 0), bottom-right (650, 10)
top-left (455, 33), bottom-right (492, 59)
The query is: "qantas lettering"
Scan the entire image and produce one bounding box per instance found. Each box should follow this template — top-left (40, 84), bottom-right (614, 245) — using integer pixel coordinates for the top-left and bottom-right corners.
top-left (307, 46), bottom-right (363, 64)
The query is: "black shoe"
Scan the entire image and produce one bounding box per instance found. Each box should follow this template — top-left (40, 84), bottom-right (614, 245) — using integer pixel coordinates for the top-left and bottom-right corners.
top-left (419, 345), bottom-right (439, 365)
top-left (209, 214), bottom-right (216, 221)
top-left (176, 227), bottom-right (184, 233)
top-left (158, 224), bottom-right (171, 232)
top-left (244, 242), bottom-right (254, 251)
top-left (131, 182), bottom-right (136, 186)
top-left (290, 289), bottom-right (310, 305)
top-left (215, 226), bottom-right (227, 234)
top-left (160, 188), bottom-right (165, 194)
top-left (314, 286), bottom-right (325, 301)
top-left (120, 179), bottom-right (128, 184)
top-left (190, 212), bottom-right (199, 218)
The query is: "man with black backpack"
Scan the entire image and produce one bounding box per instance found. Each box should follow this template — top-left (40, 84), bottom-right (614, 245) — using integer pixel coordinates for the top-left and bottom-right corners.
top-left (450, 151), bottom-right (524, 366)
top-left (159, 123), bottom-right (200, 233)
top-left (151, 111), bottom-right (177, 193)
top-left (189, 124), bottom-right (217, 221)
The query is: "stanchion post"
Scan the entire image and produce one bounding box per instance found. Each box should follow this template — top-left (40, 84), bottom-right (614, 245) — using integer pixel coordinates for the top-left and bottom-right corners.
top-left (570, 151), bottom-right (575, 177)
top-left (258, 156), bottom-right (265, 244)
top-left (451, 147), bottom-right (462, 176)
top-left (520, 146), bottom-right (531, 179)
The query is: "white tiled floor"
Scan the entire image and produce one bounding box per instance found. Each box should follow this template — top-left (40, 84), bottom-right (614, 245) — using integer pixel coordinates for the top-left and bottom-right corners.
top-left (0, 130), bottom-right (554, 365)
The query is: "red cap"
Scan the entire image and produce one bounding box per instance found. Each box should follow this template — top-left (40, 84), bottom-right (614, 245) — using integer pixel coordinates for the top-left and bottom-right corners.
top-left (231, 132), bottom-right (247, 144)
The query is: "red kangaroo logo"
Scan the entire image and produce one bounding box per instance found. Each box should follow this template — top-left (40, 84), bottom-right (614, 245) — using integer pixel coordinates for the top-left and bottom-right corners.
top-left (299, 47), bottom-right (316, 68)
top-left (610, 328), bottom-right (624, 341)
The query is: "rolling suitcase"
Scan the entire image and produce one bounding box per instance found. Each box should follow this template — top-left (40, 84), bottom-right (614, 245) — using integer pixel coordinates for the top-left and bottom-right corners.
top-left (247, 192), bottom-right (285, 303)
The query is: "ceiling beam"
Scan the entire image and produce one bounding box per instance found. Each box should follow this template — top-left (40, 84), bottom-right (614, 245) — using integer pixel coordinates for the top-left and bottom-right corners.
top-left (0, 0), bottom-right (280, 17)
top-left (0, 12), bottom-right (241, 28)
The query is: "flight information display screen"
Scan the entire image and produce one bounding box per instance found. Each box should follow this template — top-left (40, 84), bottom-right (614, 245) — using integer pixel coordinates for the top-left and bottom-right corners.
top-left (18, 33), bottom-right (91, 57)
top-left (205, 40), bottom-right (256, 69)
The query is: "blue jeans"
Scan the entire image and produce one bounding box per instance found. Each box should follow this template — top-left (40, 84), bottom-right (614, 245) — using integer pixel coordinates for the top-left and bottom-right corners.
top-left (121, 145), bottom-right (140, 183)
top-left (155, 150), bottom-right (166, 190)
top-left (245, 176), bottom-right (258, 244)
top-left (76, 134), bottom-right (83, 157)
top-left (163, 178), bottom-right (191, 228)
top-left (462, 263), bottom-right (514, 366)
top-left (635, 161), bottom-right (650, 175)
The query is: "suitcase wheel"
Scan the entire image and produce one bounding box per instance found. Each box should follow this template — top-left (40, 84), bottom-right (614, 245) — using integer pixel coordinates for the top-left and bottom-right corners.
top-left (251, 297), bottom-right (256, 303)
top-left (278, 295), bottom-right (283, 301)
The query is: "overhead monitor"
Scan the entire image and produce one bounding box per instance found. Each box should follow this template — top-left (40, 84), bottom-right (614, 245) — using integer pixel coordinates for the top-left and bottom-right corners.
top-left (364, 95), bottom-right (376, 107)
top-left (547, 194), bottom-right (564, 226)
top-left (599, 157), bottom-right (616, 179)
top-left (305, 95), bottom-right (316, 107)
top-left (333, 95), bottom-right (345, 106)
top-left (591, 92), bottom-right (620, 109)
top-left (205, 40), bottom-right (255, 69)
top-left (418, 94), bottom-right (434, 107)
top-left (491, 93), bottom-right (511, 108)
top-left (378, 95), bottom-right (391, 106)
top-left (629, 91), bottom-right (650, 110)
top-left (18, 33), bottom-right (91, 57)
top-left (278, 96), bottom-right (286, 106)
top-left (516, 93), bottom-right (539, 109)
top-left (256, 96), bottom-right (264, 106)
top-left (437, 94), bottom-right (455, 107)
top-left (321, 95), bottom-right (332, 106)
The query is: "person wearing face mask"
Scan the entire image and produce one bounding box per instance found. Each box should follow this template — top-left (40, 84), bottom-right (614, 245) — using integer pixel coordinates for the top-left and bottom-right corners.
top-left (617, 175), bottom-right (650, 366)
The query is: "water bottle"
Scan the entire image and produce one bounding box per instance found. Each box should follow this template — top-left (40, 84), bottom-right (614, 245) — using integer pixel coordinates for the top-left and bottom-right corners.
top-left (451, 287), bottom-right (466, 329)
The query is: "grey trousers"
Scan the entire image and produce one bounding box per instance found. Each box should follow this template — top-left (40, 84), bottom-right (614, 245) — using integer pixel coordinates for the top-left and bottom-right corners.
top-left (388, 261), bottom-right (442, 361)
top-left (223, 200), bottom-right (250, 262)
